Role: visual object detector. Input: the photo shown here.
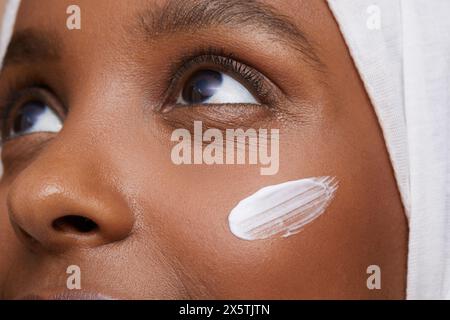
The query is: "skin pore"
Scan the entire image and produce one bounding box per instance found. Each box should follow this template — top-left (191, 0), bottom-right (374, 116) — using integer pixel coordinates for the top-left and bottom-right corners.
top-left (0, 0), bottom-right (407, 299)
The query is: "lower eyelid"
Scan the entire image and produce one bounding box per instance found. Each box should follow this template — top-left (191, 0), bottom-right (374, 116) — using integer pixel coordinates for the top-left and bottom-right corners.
top-left (159, 102), bottom-right (275, 132)
top-left (1, 132), bottom-right (55, 171)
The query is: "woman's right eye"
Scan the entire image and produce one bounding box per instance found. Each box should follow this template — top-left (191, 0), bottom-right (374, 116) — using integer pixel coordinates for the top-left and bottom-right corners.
top-left (3, 99), bottom-right (63, 141)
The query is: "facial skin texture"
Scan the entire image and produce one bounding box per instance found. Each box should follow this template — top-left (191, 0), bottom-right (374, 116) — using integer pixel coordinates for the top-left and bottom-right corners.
top-left (0, 0), bottom-right (407, 299)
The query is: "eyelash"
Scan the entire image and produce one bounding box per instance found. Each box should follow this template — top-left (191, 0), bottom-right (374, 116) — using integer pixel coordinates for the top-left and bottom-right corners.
top-left (0, 76), bottom-right (50, 118)
top-left (163, 48), bottom-right (273, 108)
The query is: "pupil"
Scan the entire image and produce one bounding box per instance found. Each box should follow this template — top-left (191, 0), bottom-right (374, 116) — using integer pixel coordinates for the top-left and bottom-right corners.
top-left (182, 70), bottom-right (223, 103)
top-left (13, 101), bottom-right (46, 134)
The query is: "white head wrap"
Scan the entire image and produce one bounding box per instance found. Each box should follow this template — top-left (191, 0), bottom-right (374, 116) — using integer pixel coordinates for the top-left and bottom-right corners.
top-left (0, 0), bottom-right (19, 69)
top-left (1, 0), bottom-right (449, 299)
top-left (327, 0), bottom-right (450, 299)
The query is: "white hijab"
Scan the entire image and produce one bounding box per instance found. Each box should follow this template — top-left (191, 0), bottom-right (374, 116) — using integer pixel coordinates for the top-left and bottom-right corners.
top-left (1, 0), bottom-right (449, 299)
top-left (327, 0), bottom-right (450, 299)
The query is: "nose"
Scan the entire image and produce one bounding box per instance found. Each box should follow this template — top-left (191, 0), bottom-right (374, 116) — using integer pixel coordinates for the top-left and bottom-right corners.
top-left (7, 150), bottom-right (134, 253)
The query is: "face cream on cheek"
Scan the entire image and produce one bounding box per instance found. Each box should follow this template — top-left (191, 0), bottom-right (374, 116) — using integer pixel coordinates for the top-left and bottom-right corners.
top-left (228, 176), bottom-right (338, 241)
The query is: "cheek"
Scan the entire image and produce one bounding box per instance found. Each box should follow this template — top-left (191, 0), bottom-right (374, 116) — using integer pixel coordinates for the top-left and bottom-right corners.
top-left (158, 181), bottom-right (344, 299)
top-left (130, 118), bottom-right (389, 298)
top-left (0, 182), bottom-right (23, 284)
top-left (124, 130), bottom-right (342, 298)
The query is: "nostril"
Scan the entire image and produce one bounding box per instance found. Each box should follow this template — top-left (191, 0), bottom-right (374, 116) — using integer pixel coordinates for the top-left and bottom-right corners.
top-left (52, 215), bottom-right (98, 234)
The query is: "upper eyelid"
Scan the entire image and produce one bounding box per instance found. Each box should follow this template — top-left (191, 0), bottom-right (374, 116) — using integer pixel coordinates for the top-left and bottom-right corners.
top-left (174, 56), bottom-right (264, 93)
top-left (167, 48), bottom-right (262, 84)
top-left (1, 86), bottom-right (55, 119)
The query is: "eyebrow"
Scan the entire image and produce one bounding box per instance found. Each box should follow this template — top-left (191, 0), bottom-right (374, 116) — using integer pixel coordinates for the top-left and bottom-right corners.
top-left (2, 0), bottom-right (324, 71)
top-left (2, 29), bottom-right (62, 68)
top-left (135, 0), bottom-right (325, 70)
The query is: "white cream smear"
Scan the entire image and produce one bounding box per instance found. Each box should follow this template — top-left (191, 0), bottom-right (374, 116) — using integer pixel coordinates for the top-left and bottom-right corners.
top-left (228, 177), bottom-right (338, 241)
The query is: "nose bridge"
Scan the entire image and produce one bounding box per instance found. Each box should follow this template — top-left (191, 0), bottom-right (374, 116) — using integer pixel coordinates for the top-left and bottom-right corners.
top-left (6, 122), bottom-right (135, 252)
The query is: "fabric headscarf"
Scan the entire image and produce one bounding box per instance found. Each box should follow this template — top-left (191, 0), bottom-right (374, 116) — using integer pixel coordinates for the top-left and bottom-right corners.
top-left (0, 0), bottom-right (19, 69)
top-left (328, 0), bottom-right (450, 299)
top-left (1, 0), bottom-right (449, 299)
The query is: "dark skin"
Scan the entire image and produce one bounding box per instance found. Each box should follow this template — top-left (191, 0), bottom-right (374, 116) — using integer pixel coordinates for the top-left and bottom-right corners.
top-left (0, 0), bottom-right (407, 299)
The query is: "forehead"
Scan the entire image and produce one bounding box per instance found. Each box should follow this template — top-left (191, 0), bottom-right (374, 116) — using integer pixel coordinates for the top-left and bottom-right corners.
top-left (14, 0), bottom-right (326, 39)
top-left (7, 0), bottom-right (332, 76)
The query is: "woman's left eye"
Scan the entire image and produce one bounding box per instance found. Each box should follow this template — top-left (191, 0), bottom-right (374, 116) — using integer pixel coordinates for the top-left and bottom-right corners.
top-left (177, 70), bottom-right (259, 105)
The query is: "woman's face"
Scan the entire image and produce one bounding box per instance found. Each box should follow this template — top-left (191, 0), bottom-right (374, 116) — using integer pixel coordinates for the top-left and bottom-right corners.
top-left (0, 0), bottom-right (407, 299)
